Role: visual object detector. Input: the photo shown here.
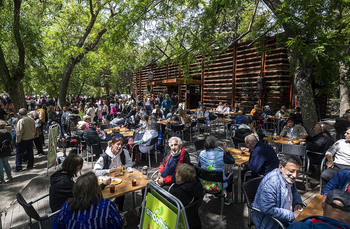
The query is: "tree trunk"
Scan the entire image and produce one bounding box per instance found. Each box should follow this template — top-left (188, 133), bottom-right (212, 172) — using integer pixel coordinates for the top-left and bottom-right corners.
top-left (289, 49), bottom-right (318, 135)
top-left (105, 83), bottom-right (110, 96)
top-left (7, 77), bottom-right (26, 111)
top-left (339, 61), bottom-right (349, 116)
top-left (58, 61), bottom-right (76, 108)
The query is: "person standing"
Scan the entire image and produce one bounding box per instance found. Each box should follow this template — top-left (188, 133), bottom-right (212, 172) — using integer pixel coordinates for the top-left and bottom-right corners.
top-left (0, 120), bottom-right (13, 184)
top-left (161, 94), bottom-right (174, 118)
top-left (14, 108), bottom-right (35, 172)
top-left (171, 92), bottom-right (179, 109)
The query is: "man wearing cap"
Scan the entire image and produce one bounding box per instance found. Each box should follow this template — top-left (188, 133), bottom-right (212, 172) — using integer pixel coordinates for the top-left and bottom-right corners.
top-left (83, 115), bottom-right (91, 131)
top-left (262, 105), bottom-right (272, 116)
top-left (321, 127), bottom-right (350, 182)
top-left (289, 189), bottom-right (350, 228)
top-left (252, 155), bottom-right (303, 229)
top-left (161, 94), bottom-right (174, 118)
top-left (110, 112), bottom-right (125, 127)
top-left (83, 121), bottom-right (102, 158)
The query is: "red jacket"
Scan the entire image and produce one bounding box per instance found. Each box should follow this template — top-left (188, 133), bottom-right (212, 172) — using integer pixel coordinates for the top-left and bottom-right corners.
top-left (157, 147), bottom-right (190, 185)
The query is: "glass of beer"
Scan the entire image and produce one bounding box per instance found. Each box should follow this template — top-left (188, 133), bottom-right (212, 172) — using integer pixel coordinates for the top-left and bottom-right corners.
top-left (132, 179), bottom-right (137, 186)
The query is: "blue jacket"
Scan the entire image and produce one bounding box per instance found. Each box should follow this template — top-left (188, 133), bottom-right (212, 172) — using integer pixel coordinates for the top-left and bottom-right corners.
top-left (249, 141), bottom-right (279, 176)
top-left (233, 114), bottom-right (247, 125)
top-left (198, 148), bottom-right (235, 189)
top-left (252, 168), bottom-right (303, 229)
top-left (288, 215), bottom-right (350, 229)
top-left (322, 170), bottom-right (350, 196)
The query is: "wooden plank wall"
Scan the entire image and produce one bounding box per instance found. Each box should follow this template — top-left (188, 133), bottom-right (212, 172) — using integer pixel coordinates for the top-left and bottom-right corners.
top-left (134, 38), bottom-right (291, 112)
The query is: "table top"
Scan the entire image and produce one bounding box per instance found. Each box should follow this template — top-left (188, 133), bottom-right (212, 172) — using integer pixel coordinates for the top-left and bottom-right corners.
top-left (104, 127), bottom-right (134, 137)
top-left (263, 136), bottom-right (305, 145)
top-left (102, 169), bottom-right (153, 199)
top-left (157, 120), bottom-right (180, 125)
top-left (216, 118), bottom-right (233, 123)
top-left (227, 147), bottom-right (250, 166)
top-left (295, 194), bottom-right (325, 221)
top-left (266, 115), bottom-right (289, 119)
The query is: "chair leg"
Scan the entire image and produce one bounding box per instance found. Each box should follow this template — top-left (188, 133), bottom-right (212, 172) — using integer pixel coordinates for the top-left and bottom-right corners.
top-left (148, 149), bottom-right (151, 168)
top-left (221, 191), bottom-right (224, 220)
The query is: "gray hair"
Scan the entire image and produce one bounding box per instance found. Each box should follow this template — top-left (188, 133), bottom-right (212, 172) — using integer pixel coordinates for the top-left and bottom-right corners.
top-left (29, 111), bottom-right (39, 119)
top-left (168, 137), bottom-right (182, 146)
top-left (19, 108), bottom-right (27, 116)
top-left (149, 120), bottom-right (159, 131)
top-left (279, 154), bottom-right (302, 167)
top-left (344, 113), bottom-right (350, 118)
top-left (245, 134), bottom-right (258, 144)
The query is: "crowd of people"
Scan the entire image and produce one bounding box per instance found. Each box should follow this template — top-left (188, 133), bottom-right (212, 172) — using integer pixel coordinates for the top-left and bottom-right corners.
top-left (2, 93), bottom-right (350, 229)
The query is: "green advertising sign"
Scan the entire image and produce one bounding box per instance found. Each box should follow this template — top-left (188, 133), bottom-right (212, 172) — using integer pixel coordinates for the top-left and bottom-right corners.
top-left (142, 193), bottom-right (178, 229)
top-left (47, 126), bottom-right (58, 169)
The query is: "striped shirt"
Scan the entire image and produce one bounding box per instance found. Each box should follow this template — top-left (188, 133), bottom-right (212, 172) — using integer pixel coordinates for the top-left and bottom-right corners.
top-left (52, 199), bottom-right (123, 229)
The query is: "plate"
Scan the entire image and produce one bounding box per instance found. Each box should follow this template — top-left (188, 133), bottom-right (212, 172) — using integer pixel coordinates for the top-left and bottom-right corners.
top-left (233, 155), bottom-right (242, 159)
top-left (225, 119), bottom-right (232, 121)
top-left (111, 178), bottom-right (122, 185)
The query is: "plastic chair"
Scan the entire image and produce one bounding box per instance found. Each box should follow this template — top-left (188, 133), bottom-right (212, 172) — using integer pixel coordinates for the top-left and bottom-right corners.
top-left (242, 176), bottom-right (286, 229)
top-left (194, 165), bottom-right (234, 220)
top-left (280, 144), bottom-right (310, 190)
top-left (132, 137), bottom-right (158, 168)
top-left (16, 193), bottom-right (60, 229)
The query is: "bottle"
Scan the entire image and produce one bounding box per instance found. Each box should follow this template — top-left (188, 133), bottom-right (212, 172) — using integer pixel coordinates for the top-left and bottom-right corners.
top-left (274, 128), bottom-right (277, 139)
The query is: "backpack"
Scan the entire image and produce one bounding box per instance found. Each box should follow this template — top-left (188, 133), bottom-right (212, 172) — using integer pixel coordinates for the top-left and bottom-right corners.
top-left (201, 151), bottom-right (221, 194)
top-left (1, 139), bottom-right (13, 155)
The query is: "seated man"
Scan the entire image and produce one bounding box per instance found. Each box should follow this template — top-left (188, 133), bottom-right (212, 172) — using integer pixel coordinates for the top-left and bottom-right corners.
top-left (243, 134), bottom-right (279, 178)
top-left (155, 137), bottom-right (190, 186)
top-left (334, 113), bottom-right (350, 140)
top-left (110, 112), bottom-right (125, 127)
top-left (236, 117), bottom-right (259, 140)
top-left (250, 104), bottom-right (259, 115)
top-left (289, 189), bottom-right (350, 228)
top-left (280, 117), bottom-right (307, 138)
top-left (321, 128), bottom-right (350, 182)
top-left (221, 103), bottom-right (230, 113)
top-left (216, 102), bottom-right (224, 113)
top-left (300, 123), bottom-right (334, 173)
top-left (131, 121), bottom-right (159, 155)
top-left (322, 170), bottom-right (350, 196)
top-left (83, 121), bottom-right (102, 158)
top-left (252, 155), bottom-right (303, 229)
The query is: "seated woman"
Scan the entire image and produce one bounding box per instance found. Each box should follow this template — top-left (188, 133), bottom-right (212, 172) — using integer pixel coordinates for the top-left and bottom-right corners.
top-left (93, 137), bottom-right (132, 211)
top-left (166, 108), bottom-right (178, 121)
top-left (132, 121), bottom-right (159, 154)
top-left (135, 114), bottom-right (148, 135)
top-left (178, 109), bottom-right (191, 129)
top-left (216, 102), bottom-right (224, 113)
top-left (52, 172), bottom-right (123, 229)
top-left (170, 164), bottom-right (204, 229)
top-left (197, 136), bottom-right (235, 205)
top-left (253, 107), bottom-right (264, 128)
top-left (153, 108), bottom-right (163, 119)
top-left (49, 154), bottom-right (110, 212)
top-left (110, 112), bottom-right (125, 127)
top-left (280, 117), bottom-right (307, 138)
top-left (196, 106), bottom-right (209, 123)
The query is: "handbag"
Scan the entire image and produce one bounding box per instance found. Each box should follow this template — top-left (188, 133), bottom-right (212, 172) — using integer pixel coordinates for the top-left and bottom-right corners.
top-left (201, 151), bottom-right (221, 194)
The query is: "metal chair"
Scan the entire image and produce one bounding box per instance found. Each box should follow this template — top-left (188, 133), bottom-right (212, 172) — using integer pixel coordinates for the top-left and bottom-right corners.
top-left (167, 124), bottom-right (185, 141)
top-left (319, 156), bottom-right (328, 193)
top-left (197, 118), bottom-right (211, 135)
top-left (189, 121), bottom-right (198, 142)
top-left (100, 124), bottom-right (112, 130)
top-left (280, 144), bottom-right (310, 190)
top-left (242, 176), bottom-right (286, 229)
top-left (193, 139), bottom-right (205, 156)
top-left (194, 165), bottom-right (234, 220)
top-left (131, 137), bottom-right (159, 168)
top-left (17, 193), bottom-right (60, 229)
top-left (83, 137), bottom-right (100, 169)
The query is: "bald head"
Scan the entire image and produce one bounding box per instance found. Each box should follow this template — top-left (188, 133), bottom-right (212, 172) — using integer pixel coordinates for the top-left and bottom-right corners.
top-left (19, 108), bottom-right (27, 116)
top-left (314, 123), bottom-right (327, 135)
top-left (245, 134), bottom-right (258, 150)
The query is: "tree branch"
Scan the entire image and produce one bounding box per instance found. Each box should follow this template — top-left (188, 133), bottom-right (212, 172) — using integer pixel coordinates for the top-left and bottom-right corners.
top-left (89, 0), bottom-right (93, 16)
top-left (156, 45), bottom-right (170, 58)
top-left (13, 0), bottom-right (25, 79)
top-left (228, 0), bottom-right (259, 48)
top-left (77, 9), bottom-right (100, 47)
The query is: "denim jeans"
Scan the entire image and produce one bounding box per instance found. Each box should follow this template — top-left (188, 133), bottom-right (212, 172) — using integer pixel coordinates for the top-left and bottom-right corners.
top-left (0, 156), bottom-right (11, 180)
top-left (16, 139), bottom-right (34, 171)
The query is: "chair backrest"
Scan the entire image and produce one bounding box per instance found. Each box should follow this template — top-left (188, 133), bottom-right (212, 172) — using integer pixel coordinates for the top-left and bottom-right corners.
top-left (190, 121), bottom-right (197, 128)
top-left (242, 176), bottom-right (264, 208)
top-left (171, 124), bottom-right (184, 132)
top-left (84, 137), bottom-right (92, 147)
top-left (281, 144), bottom-right (306, 157)
top-left (17, 193), bottom-right (41, 221)
top-left (193, 139), bottom-right (205, 152)
top-left (217, 113), bottom-right (224, 118)
top-left (185, 190), bottom-right (205, 218)
top-left (194, 166), bottom-right (224, 183)
top-left (100, 124), bottom-right (112, 130)
top-left (149, 137), bottom-right (159, 146)
top-left (101, 141), bottom-right (108, 152)
top-left (197, 118), bottom-right (207, 124)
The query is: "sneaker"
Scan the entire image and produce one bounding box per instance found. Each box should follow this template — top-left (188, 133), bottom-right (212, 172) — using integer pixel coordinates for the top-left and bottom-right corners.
top-left (212, 194), bottom-right (220, 199)
top-left (224, 197), bottom-right (233, 205)
top-left (5, 176), bottom-right (13, 180)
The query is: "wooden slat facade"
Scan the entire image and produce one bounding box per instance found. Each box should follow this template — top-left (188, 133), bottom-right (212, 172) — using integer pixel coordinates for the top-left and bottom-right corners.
top-left (134, 38), bottom-right (292, 111)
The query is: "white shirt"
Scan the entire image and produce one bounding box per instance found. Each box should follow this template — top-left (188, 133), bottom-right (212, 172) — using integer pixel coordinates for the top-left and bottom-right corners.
top-left (93, 146), bottom-right (133, 176)
top-left (326, 139), bottom-right (350, 165)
